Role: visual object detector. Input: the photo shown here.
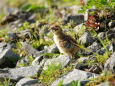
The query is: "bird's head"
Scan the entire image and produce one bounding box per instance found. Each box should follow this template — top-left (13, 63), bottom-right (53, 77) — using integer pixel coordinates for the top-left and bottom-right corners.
top-left (50, 24), bottom-right (62, 35)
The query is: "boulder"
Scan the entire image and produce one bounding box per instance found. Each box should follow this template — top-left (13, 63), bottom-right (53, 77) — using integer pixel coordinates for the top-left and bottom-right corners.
top-left (22, 42), bottom-right (45, 58)
top-left (43, 55), bottom-right (70, 70)
top-left (79, 31), bottom-right (94, 45)
top-left (16, 78), bottom-right (38, 86)
top-left (104, 52), bottom-right (115, 73)
top-left (0, 42), bottom-right (19, 68)
top-left (51, 69), bottom-right (98, 86)
top-left (0, 65), bottom-right (42, 81)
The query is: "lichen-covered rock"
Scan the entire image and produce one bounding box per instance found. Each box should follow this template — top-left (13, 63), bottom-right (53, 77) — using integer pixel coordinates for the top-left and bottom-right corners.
top-left (51, 69), bottom-right (98, 86)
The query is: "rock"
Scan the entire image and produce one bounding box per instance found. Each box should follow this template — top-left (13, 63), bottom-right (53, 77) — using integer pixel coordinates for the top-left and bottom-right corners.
top-left (79, 31), bottom-right (94, 45)
top-left (0, 14), bottom-right (18, 25)
top-left (0, 65), bottom-right (42, 81)
top-left (97, 44), bottom-right (113, 55)
top-left (108, 21), bottom-right (115, 28)
top-left (75, 57), bottom-right (89, 70)
top-left (104, 52), bottom-right (115, 73)
top-left (32, 55), bottom-right (46, 66)
top-left (74, 24), bottom-right (85, 36)
top-left (15, 10), bottom-right (32, 20)
top-left (22, 42), bottom-right (45, 58)
top-left (87, 42), bottom-right (101, 52)
top-left (10, 19), bottom-right (23, 30)
top-left (45, 44), bottom-right (59, 53)
top-left (17, 30), bottom-right (32, 41)
top-left (16, 56), bottom-right (29, 67)
top-left (107, 27), bottom-right (115, 40)
top-left (75, 57), bottom-right (102, 74)
top-left (98, 32), bottom-right (106, 40)
top-left (43, 55), bottom-right (70, 70)
top-left (51, 69), bottom-right (98, 86)
top-left (0, 42), bottom-right (19, 68)
top-left (16, 78), bottom-right (38, 86)
top-left (8, 32), bottom-right (18, 41)
top-left (63, 14), bottom-right (84, 25)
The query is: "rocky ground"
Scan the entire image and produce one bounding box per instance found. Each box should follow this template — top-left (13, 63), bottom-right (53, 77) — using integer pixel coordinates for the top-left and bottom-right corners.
top-left (0, 0), bottom-right (115, 86)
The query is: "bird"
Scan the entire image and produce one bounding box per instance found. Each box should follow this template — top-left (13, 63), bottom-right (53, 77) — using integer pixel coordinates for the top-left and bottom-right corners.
top-left (50, 24), bottom-right (80, 58)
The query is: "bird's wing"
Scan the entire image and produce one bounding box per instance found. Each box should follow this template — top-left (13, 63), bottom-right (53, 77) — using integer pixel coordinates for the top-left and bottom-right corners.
top-left (59, 35), bottom-right (78, 49)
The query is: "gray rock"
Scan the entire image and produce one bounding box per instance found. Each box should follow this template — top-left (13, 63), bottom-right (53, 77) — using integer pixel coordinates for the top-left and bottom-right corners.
top-left (8, 32), bottom-right (18, 40)
top-left (75, 56), bottom-right (102, 74)
top-left (43, 55), bottom-right (70, 70)
top-left (0, 42), bottom-right (19, 68)
top-left (51, 69), bottom-right (98, 86)
top-left (17, 30), bottom-right (32, 40)
top-left (104, 52), bottom-right (115, 73)
top-left (108, 21), bottom-right (115, 28)
top-left (63, 14), bottom-right (84, 25)
top-left (74, 24), bottom-right (85, 35)
top-left (79, 31), bottom-right (94, 45)
top-left (16, 78), bottom-right (38, 86)
top-left (97, 44), bottom-right (113, 55)
top-left (16, 56), bottom-right (31, 67)
top-left (32, 56), bottom-right (46, 66)
top-left (98, 32), bottom-right (106, 40)
top-left (107, 27), bottom-right (115, 40)
top-left (45, 44), bottom-right (59, 53)
top-left (87, 42), bottom-right (101, 52)
top-left (22, 42), bottom-right (45, 58)
top-left (0, 65), bottom-right (42, 81)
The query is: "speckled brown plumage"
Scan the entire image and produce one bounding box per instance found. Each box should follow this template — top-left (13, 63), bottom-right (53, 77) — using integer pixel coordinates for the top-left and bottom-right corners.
top-left (51, 24), bottom-right (80, 58)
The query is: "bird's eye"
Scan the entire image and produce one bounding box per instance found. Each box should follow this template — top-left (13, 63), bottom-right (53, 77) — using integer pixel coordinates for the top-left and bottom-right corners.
top-left (54, 27), bottom-right (58, 30)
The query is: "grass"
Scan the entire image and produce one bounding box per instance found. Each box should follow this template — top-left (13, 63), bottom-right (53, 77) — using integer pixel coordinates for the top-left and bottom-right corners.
top-left (39, 64), bottom-right (62, 85)
top-left (58, 80), bottom-right (81, 86)
top-left (0, 78), bottom-right (15, 86)
top-left (39, 63), bottom-right (73, 85)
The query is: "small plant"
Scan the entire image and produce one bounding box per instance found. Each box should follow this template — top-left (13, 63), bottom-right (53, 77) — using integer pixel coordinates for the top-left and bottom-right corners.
top-left (28, 55), bottom-right (34, 65)
top-left (0, 28), bottom-right (8, 38)
top-left (39, 63), bottom-right (73, 85)
top-left (86, 74), bottom-right (115, 86)
top-left (58, 80), bottom-right (63, 86)
top-left (0, 78), bottom-right (15, 86)
top-left (17, 22), bottom-right (30, 31)
top-left (70, 80), bottom-right (81, 86)
top-left (39, 64), bottom-right (62, 85)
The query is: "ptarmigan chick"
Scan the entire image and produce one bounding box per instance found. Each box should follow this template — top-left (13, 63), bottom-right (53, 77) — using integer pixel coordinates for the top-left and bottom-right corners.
top-left (51, 24), bottom-right (80, 58)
